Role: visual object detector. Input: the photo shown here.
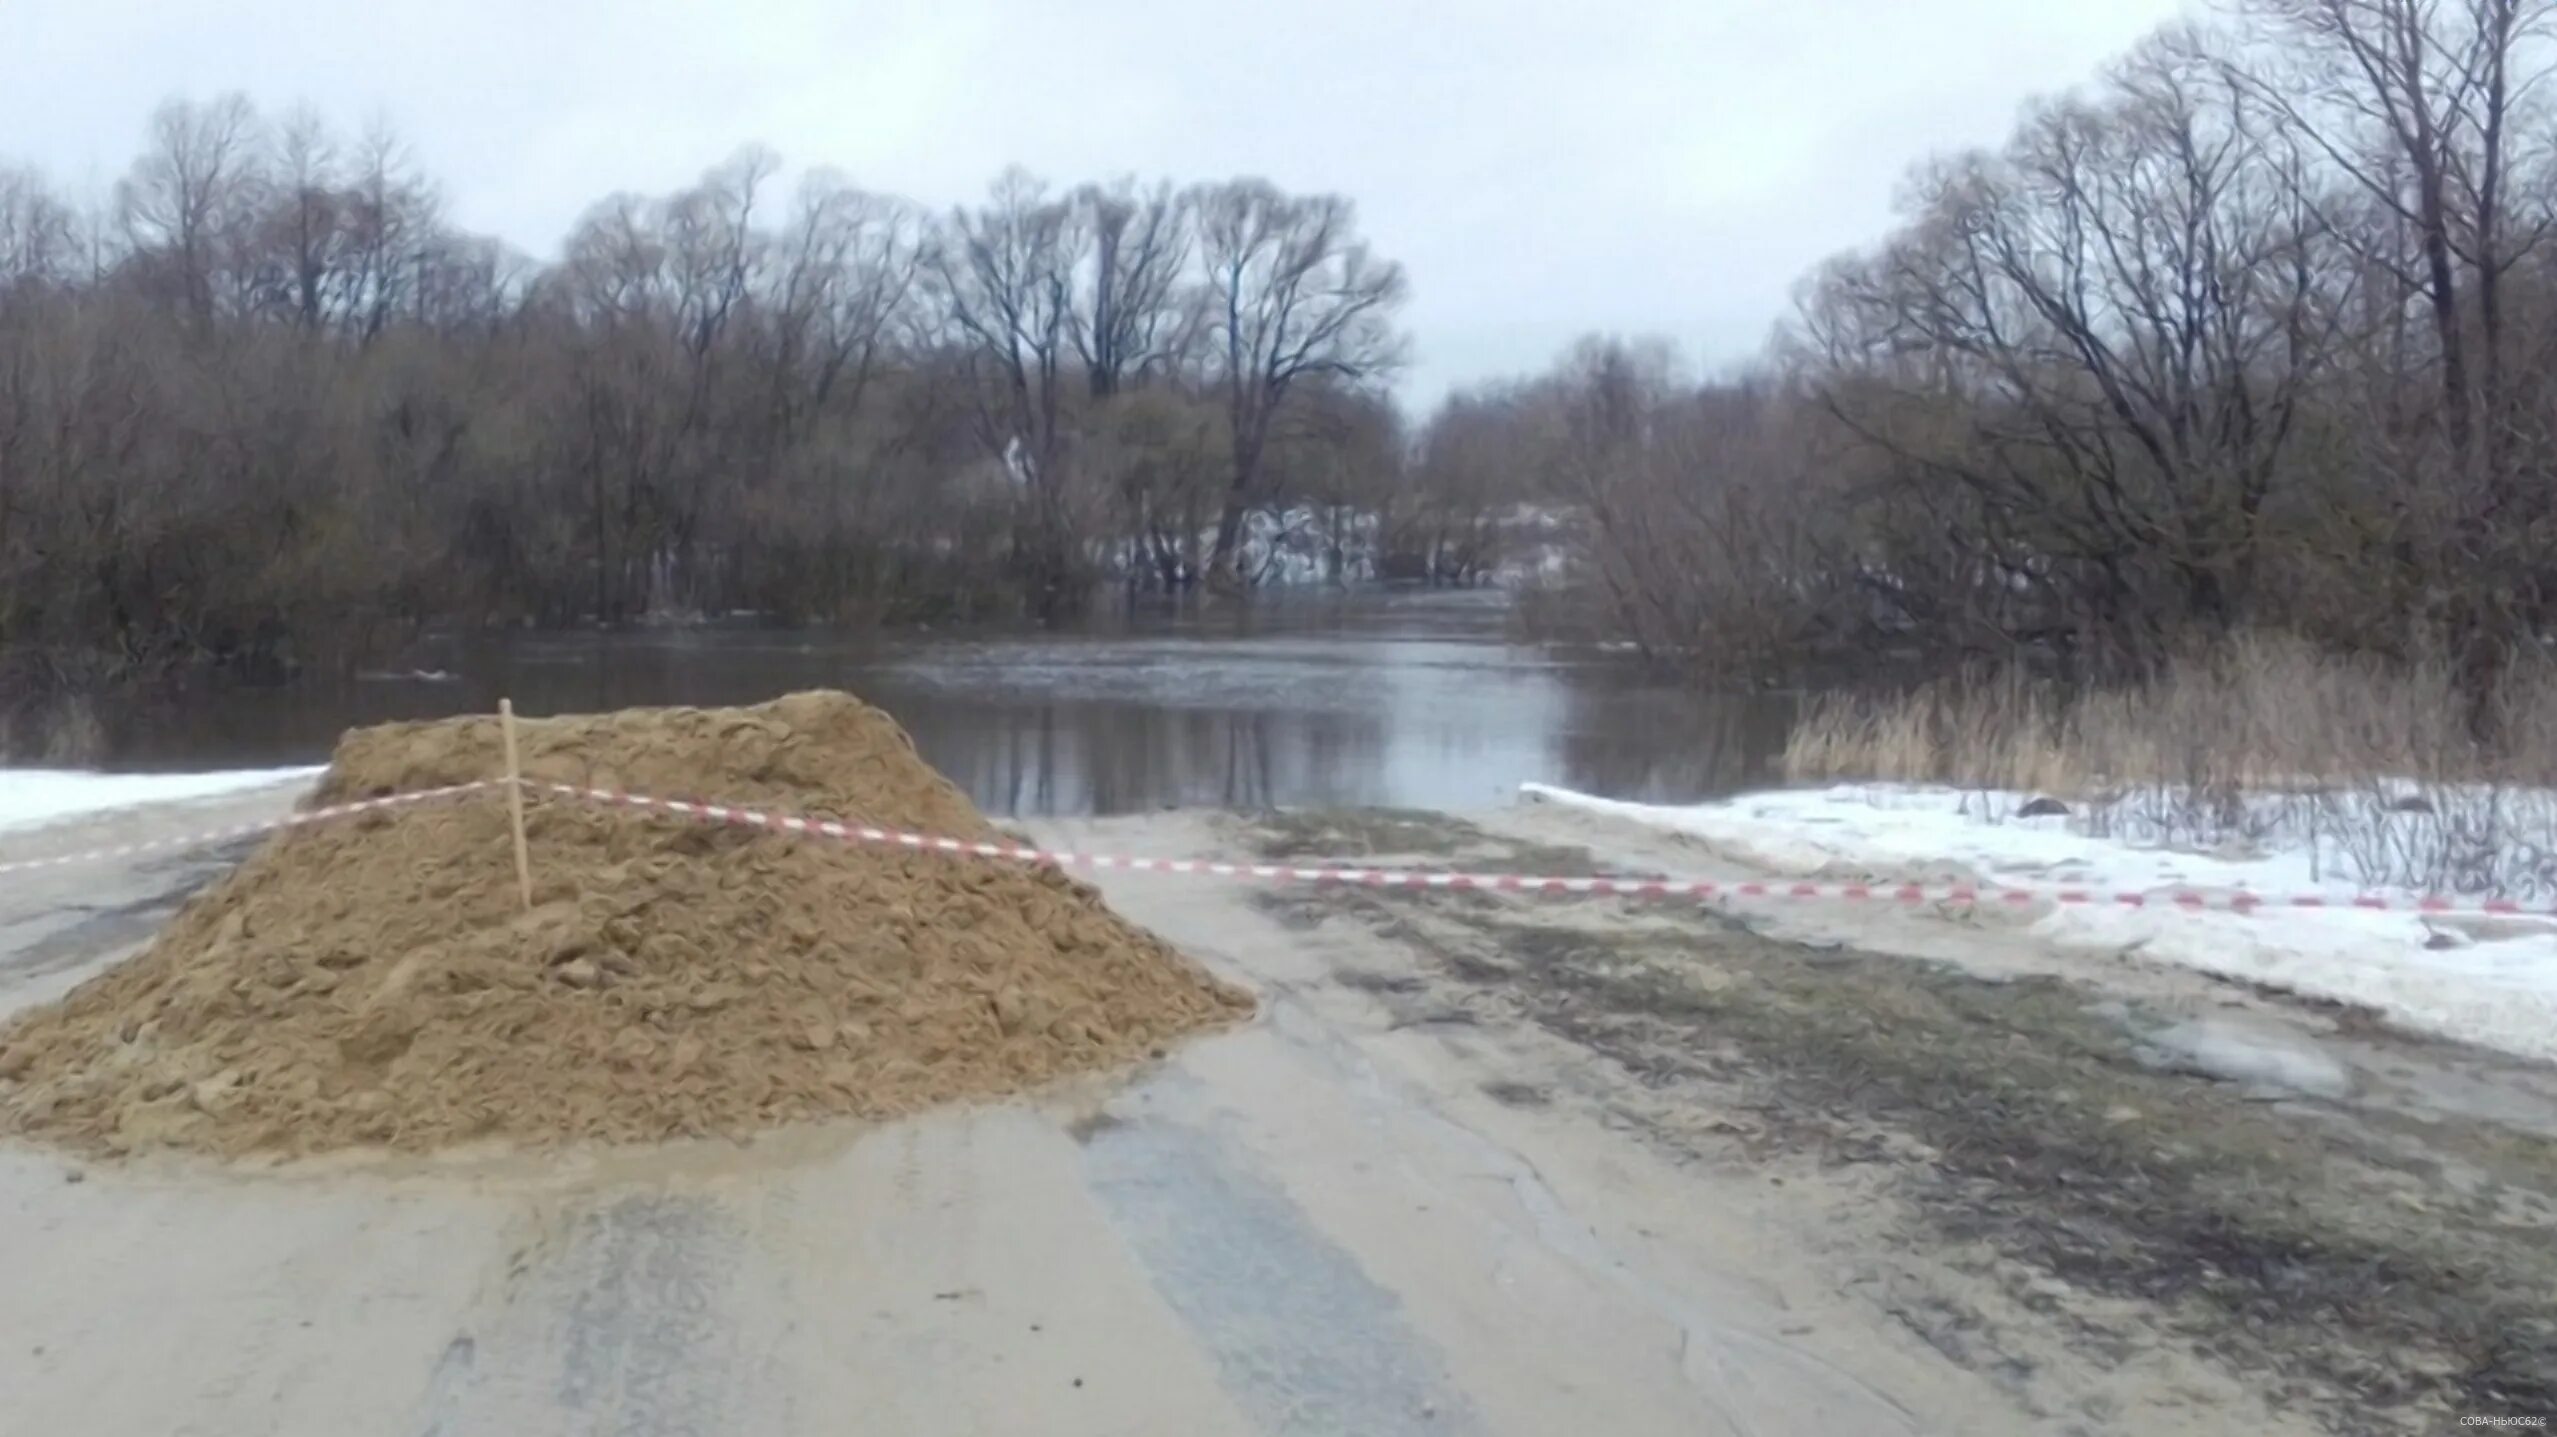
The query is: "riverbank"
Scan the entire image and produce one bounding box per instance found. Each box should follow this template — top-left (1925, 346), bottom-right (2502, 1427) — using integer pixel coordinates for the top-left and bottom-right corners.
top-left (1520, 781), bottom-right (2557, 1064)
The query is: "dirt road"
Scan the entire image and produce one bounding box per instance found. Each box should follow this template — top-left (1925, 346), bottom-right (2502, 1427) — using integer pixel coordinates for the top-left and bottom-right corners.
top-left (2, 786), bottom-right (2551, 1434)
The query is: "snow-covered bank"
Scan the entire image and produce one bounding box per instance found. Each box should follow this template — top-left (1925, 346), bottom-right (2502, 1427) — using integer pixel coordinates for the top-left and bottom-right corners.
top-left (0, 767), bottom-right (323, 834)
top-left (1521, 781), bottom-right (2557, 1064)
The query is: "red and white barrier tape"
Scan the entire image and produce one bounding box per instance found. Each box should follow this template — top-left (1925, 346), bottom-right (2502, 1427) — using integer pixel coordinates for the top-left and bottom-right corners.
top-left (529, 781), bottom-right (2555, 920)
top-left (7, 772), bottom-right (2546, 920)
top-left (0, 781), bottom-right (496, 877)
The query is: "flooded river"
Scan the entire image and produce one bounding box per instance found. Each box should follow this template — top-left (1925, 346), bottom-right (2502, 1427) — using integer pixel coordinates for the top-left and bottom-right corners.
top-left (79, 590), bottom-right (1792, 817)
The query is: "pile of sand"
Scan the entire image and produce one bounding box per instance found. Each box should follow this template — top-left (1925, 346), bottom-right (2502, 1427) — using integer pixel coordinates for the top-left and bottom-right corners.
top-left (0, 691), bottom-right (1251, 1158)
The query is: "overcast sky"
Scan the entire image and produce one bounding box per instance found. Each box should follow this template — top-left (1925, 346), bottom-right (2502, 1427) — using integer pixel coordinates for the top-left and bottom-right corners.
top-left (5, 0), bottom-right (2190, 403)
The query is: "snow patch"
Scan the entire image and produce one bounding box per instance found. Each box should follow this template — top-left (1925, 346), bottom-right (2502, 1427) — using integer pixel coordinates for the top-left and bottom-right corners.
top-left (1520, 781), bottom-right (2557, 1064)
top-left (2142, 1019), bottom-right (2355, 1099)
top-left (0, 767), bottom-right (324, 834)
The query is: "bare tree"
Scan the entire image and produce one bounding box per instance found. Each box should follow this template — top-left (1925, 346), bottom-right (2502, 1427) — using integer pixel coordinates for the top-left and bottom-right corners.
top-left (2226, 0), bottom-right (2556, 713)
top-left (764, 172), bottom-right (915, 438)
top-left (261, 105), bottom-right (342, 328)
top-left (1192, 179), bottom-right (1407, 586)
top-left (117, 94), bottom-right (265, 320)
top-left (344, 119), bottom-right (438, 340)
top-left (2232, 1), bottom-right (2552, 454)
top-left (920, 170), bottom-right (1081, 611)
top-left (0, 168), bottom-right (77, 288)
top-left (1091, 387), bottom-right (1225, 590)
top-left (1795, 33), bottom-right (2355, 669)
top-left (3, 95), bottom-right (1440, 711)
top-left (1068, 179), bottom-right (1193, 398)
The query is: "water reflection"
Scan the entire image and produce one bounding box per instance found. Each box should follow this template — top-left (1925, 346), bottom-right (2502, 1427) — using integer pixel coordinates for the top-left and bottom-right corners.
top-left (81, 592), bottom-right (1797, 817)
top-left (931, 705), bottom-right (1353, 814)
top-left (1549, 679), bottom-right (1800, 808)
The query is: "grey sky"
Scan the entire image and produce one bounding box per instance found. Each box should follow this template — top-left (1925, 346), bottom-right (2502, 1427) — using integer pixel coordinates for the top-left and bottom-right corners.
top-left (6, 0), bottom-right (2189, 403)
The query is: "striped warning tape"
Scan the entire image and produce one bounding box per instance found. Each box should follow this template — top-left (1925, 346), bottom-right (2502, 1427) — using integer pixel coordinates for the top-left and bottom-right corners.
top-left (528, 781), bottom-right (2555, 919)
top-left (0, 781), bottom-right (497, 877)
top-left (5, 772), bottom-right (2544, 920)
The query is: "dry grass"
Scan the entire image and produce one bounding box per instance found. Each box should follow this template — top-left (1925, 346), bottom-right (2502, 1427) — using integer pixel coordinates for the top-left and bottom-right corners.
top-left (0, 691), bottom-right (104, 765)
top-left (1783, 635), bottom-right (2557, 897)
top-left (1785, 634), bottom-right (2557, 795)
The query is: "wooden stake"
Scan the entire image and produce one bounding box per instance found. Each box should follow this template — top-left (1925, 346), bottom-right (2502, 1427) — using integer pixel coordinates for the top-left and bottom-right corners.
top-left (500, 698), bottom-right (534, 912)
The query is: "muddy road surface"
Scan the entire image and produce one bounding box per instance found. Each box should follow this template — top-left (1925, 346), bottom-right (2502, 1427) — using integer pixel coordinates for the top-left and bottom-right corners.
top-left (3, 785), bottom-right (2552, 1434)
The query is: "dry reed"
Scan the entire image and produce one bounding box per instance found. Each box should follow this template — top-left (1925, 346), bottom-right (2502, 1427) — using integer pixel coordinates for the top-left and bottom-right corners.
top-left (1784, 634), bottom-right (2557, 795)
top-left (1781, 635), bottom-right (2557, 897)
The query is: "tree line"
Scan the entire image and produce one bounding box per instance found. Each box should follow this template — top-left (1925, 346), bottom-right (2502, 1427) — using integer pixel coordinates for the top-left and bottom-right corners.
top-left (0, 98), bottom-right (1547, 687)
top-left (1496, 0), bottom-right (2557, 722)
top-left (20, 0), bottom-right (2545, 725)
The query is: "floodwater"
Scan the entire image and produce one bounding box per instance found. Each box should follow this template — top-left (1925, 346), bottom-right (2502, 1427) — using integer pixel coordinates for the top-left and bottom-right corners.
top-left (79, 590), bottom-right (1794, 817)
